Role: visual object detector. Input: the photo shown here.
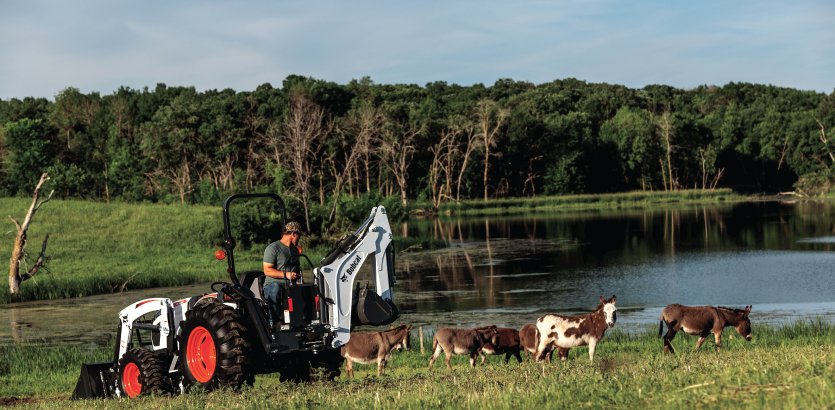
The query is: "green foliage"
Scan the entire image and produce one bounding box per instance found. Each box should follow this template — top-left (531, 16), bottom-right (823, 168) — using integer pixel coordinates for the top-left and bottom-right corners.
top-left (3, 119), bottom-right (56, 193)
top-left (2, 77), bottom-right (833, 210)
top-left (543, 151), bottom-right (586, 194)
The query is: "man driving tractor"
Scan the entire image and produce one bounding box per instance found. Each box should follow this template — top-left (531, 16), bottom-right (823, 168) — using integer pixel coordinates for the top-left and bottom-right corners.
top-left (262, 221), bottom-right (304, 323)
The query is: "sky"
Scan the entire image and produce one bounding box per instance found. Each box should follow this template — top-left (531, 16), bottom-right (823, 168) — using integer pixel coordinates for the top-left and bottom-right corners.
top-left (1, 0), bottom-right (833, 100)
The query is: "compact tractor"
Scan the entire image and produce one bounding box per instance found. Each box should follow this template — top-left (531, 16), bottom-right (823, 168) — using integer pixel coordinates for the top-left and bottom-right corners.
top-left (73, 193), bottom-right (398, 398)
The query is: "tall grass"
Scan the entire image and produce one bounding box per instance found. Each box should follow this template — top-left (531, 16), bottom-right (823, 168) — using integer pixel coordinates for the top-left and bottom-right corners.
top-left (0, 197), bottom-right (442, 304)
top-left (0, 198), bottom-right (224, 304)
top-left (1, 321), bottom-right (833, 409)
top-left (435, 188), bottom-right (742, 216)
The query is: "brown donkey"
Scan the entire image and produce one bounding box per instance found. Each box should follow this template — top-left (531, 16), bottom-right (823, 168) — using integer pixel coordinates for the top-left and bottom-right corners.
top-left (659, 304), bottom-right (752, 353)
top-left (340, 324), bottom-right (412, 377)
top-left (429, 326), bottom-right (498, 369)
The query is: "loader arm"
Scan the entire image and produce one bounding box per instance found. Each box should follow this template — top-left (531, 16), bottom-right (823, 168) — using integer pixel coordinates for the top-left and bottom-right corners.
top-left (316, 206), bottom-right (396, 348)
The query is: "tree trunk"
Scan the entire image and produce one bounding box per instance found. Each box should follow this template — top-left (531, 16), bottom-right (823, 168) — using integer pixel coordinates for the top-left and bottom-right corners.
top-left (9, 173), bottom-right (53, 297)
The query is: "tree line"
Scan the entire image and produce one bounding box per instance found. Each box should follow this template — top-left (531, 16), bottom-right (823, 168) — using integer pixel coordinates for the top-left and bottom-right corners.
top-left (1, 76), bottom-right (834, 232)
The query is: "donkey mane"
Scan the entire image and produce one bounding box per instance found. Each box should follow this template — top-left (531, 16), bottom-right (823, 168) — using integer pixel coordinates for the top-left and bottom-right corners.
top-left (716, 306), bottom-right (747, 315)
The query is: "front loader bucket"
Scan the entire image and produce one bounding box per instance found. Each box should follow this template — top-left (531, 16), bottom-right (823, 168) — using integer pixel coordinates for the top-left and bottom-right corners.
top-left (71, 362), bottom-right (117, 399)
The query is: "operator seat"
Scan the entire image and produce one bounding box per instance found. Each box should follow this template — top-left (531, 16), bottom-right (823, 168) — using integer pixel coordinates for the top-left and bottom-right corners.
top-left (240, 270), bottom-right (267, 302)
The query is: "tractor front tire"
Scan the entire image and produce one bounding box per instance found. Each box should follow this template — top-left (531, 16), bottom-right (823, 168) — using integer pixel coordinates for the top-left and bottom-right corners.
top-left (178, 299), bottom-right (250, 391)
top-left (118, 348), bottom-right (167, 398)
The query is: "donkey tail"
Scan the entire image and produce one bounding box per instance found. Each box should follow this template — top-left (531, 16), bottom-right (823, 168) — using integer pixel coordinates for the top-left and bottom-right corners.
top-left (533, 327), bottom-right (541, 359)
top-left (658, 317), bottom-right (664, 337)
top-left (432, 334), bottom-right (438, 351)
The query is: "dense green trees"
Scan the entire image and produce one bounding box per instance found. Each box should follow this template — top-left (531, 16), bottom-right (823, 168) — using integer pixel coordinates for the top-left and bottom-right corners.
top-left (1, 77), bottom-right (833, 232)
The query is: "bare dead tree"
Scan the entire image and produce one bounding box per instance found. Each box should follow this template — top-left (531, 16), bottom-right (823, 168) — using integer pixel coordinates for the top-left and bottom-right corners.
top-left (283, 89), bottom-right (331, 232)
top-left (326, 126), bottom-right (363, 223)
top-left (523, 155), bottom-right (544, 197)
top-left (475, 100), bottom-right (509, 201)
top-left (352, 102), bottom-right (384, 194)
top-left (381, 118), bottom-right (422, 207)
top-left (453, 117), bottom-right (479, 201)
top-left (428, 128), bottom-right (458, 208)
top-left (8, 173), bottom-right (54, 297)
top-left (817, 119), bottom-right (835, 165)
top-left (165, 161), bottom-right (194, 205)
top-left (657, 109), bottom-right (676, 191)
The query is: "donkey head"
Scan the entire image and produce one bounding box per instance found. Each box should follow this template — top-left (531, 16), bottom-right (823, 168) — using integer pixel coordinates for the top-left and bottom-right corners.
top-left (476, 325), bottom-right (499, 346)
top-left (392, 324), bottom-right (412, 351)
top-left (599, 295), bottom-right (618, 328)
top-left (735, 305), bottom-right (753, 341)
top-left (400, 324), bottom-right (413, 350)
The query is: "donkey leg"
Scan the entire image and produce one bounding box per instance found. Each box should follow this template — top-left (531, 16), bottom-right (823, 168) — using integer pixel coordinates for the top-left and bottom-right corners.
top-left (513, 349), bottom-right (523, 364)
top-left (588, 338), bottom-right (598, 362)
top-left (695, 336), bottom-right (707, 350)
top-left (428, 345), bottom-right (443, 370)
top-left (346, 359), bottom-right (354, 378)
top-left (377, 359), bottom-right (386, 376)
top-left (663, 329), bottom-right (677, 354)
top-left (469, 352), bottom-right (477, 367)
top-left (713, 331), bottom-right (722, 351)
top-left (445, 351), bottom-right (453, 369)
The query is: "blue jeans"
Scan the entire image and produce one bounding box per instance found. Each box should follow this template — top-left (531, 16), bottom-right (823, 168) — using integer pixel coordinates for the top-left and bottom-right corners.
top-left (263, 281), bottom-right (285, 323)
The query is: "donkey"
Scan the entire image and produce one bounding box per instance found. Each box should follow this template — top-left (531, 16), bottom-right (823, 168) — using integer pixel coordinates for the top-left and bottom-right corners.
top-left (659, 304), bottom-right (752, 354)
top-left (534, 295), bottom-right (617, 363)
top-left (479, 327), bottom-right (523, 364)
top-left (429, 325), bottom-right (498, 370)
top-left (340, 324), bottom-right (412, 377)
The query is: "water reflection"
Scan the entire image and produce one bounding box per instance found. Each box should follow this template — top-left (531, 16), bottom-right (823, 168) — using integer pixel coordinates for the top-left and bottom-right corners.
top-left (396, 201), bottom-right (835, 330)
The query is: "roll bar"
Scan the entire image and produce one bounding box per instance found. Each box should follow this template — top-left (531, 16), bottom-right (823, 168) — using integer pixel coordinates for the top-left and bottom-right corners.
top-left (221, 193), bottom-right (287, 286)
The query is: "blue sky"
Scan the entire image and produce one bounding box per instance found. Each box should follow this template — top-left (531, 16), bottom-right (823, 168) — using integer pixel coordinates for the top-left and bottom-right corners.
top-left (1, 0), bottom-right (833, 100)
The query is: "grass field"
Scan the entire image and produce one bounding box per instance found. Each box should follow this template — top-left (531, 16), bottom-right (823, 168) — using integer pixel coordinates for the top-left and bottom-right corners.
top-left (0, 198), bottom-right (440, 304)
top-left (1, 320), bottom-right (833, 409)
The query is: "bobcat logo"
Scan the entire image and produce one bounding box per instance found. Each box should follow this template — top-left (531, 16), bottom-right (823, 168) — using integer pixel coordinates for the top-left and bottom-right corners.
top-left (340, 254), bottom-right (362, 283)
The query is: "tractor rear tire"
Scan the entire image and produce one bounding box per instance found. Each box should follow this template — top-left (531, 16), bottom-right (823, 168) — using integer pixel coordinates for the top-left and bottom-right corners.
top-left (118, 348), bottom-right (167, 398)
top-left (178, 299), bottom-right (250, 391)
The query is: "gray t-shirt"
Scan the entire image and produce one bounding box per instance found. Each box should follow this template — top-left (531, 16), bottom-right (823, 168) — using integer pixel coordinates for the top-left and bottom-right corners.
top-left (263, 241), bottom-right (300, 286)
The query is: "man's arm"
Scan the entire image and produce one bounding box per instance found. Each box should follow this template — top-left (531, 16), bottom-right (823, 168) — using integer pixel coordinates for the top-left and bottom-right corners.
top-left (263, 262), bottom-right (298, 280)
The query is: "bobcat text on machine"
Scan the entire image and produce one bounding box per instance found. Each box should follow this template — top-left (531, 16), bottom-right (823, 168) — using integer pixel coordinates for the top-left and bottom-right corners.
top-left (72, 193), bottom-right (399, 398)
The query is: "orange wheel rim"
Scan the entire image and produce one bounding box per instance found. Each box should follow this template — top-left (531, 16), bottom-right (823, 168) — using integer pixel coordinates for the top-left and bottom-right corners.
top-left (122, 362), bottom-right (142, 398)
top-left (187, 326), bottom-right (216, 383)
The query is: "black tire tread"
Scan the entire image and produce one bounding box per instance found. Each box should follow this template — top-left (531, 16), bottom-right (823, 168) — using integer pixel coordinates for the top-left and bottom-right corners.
top-left (118, 347), bottom-right (167, 397)
top-left (178, 299), bottom-right (250, 391)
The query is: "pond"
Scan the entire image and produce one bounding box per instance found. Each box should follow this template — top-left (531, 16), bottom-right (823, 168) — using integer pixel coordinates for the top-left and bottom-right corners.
top-left (2, 200), bottom-right (834, 345)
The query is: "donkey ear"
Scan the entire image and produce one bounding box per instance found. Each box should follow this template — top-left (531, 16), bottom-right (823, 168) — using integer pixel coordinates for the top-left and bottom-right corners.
top-left (599, 295), bottom-right (605, 303)
top-left (745, 305), bottom-right (752, 314)
top-left (611, 295), bottom-right (617, 303)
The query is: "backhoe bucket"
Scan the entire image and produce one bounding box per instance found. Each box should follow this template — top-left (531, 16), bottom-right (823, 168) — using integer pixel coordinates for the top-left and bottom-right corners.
top-left (71, 362), bottom-right (117, 399)
top-left (353, 286), bottom-right (398, 326)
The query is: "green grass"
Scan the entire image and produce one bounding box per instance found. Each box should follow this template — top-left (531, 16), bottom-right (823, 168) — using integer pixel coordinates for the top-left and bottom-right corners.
top-left (0, 197), bottom-right (447, 304)
top-left (433, 189), bottom-right (744, 216)
top-left (2, 321), bottom-right (833, 409)
top-left (0, 198), bottom-right (225, 304)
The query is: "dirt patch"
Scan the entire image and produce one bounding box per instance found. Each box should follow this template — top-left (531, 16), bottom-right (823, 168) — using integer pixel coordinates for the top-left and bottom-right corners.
top-left (0, 396), bottom-right (37, 407)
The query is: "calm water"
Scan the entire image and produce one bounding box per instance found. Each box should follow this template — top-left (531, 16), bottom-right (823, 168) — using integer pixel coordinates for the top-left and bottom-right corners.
top-left (2, 200), bottom-right (835, 345)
